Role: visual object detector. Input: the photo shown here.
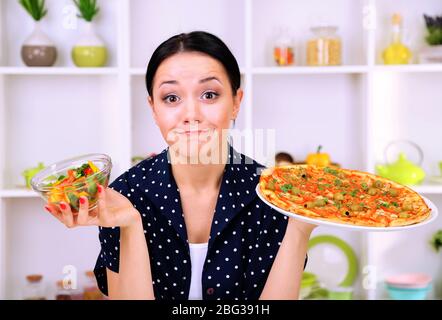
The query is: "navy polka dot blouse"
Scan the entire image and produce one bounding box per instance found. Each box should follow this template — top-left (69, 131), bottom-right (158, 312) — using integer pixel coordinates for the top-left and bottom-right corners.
top-left (94, 144), bottom-right (307, 300)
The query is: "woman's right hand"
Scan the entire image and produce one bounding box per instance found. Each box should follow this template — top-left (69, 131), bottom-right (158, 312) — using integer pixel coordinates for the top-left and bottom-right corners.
top-left (45, 185), bottom-right (141, 229)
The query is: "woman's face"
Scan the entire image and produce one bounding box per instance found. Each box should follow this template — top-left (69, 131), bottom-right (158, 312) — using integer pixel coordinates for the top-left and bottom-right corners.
top-left (148, 52), bottom-right (243, 163)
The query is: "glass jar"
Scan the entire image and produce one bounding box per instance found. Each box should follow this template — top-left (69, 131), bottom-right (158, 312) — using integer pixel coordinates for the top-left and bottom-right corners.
top-left (23, 274), bottom-right (47, 300)
top-left (307, 26), bottom-right (342, 66)
top-left (83, 271), bottom-right (103, 300)
top-left (55, 280), bottom-right (73, 300)
top-left (273, 27), bottom-right (295, 66)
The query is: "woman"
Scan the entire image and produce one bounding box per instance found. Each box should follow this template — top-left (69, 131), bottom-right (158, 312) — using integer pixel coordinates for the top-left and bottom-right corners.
top-left (45, 31), bottom-right (316, 300)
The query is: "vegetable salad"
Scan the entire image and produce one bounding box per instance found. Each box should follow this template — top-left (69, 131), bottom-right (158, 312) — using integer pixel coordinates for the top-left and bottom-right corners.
top-left (43, 160), bottom-right (107, 212)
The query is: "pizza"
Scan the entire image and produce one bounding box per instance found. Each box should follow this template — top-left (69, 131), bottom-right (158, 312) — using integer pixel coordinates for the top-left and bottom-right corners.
top-left (259, 165), bottom-right (431, 227)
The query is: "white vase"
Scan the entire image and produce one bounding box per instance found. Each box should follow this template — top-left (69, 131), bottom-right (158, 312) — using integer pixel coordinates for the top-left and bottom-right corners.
top-left (21, 21), bottom-right (57, 67)
top-left (419, 45), bottom-right (442, 64)
top-left (72, 21), bottom-right (108, 67)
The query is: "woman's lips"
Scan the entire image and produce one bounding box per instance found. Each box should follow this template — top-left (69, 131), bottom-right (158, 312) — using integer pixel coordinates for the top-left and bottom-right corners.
top-left (177, 129), bottom-right (211, 135)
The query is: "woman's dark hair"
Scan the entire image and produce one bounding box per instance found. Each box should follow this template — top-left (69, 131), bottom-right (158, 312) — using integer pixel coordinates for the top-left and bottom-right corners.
top-left (145, 31), bottom-right (241, 99)
top-left (275, 152), bottom-right (294, 164)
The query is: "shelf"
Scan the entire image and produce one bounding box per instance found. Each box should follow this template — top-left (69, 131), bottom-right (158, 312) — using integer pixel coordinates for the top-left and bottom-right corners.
top-left (411, 184), bottom-right (442, 195)
top-left (130, 67), bottom-right (247, 76)
top-left (2, 185), bottom-right (440, 198)
top-left (0, 189), bottom-right (38, 198)
top-left (132, 65), bottom-right (442, 76)
top-left (252, 66), bottom-right (369, 75)
top-left (0, 67), bottom-right (119, 76)
top-left (374, 65), bottom-right (442, 73)
top-left (0, 0), bottom-right (441, 301)
top-left (5, 65), bottom-right (441, 76)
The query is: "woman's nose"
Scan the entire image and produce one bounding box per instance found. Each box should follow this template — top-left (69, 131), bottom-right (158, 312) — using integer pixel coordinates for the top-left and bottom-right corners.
top-left (183, 99), bottom-right (202, 124)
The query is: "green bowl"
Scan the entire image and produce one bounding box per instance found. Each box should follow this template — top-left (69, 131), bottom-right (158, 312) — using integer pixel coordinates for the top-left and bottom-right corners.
top-left (328, 287), bottom-right (353, 300)
top-left (301, 272), bottom-right (317, 288)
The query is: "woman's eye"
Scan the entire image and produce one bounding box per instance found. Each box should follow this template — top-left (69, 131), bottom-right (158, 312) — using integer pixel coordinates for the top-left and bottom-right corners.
top-left (202, 91), bottom-right (219, 100)
top-left (163, 94), bottom-right (180, 104)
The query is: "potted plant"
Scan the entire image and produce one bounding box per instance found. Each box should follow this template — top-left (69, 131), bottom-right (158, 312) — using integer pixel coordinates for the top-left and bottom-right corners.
top-left (19, 0), bottom-right (57, 67)
top-left (419, 14), bottom-right (442, 63)
top-left (71, 0), bottom-right (108, 67)
top-left (429, 230), bottom-right (442, 298)
top-left (430, 230), bottom-right (442, 252)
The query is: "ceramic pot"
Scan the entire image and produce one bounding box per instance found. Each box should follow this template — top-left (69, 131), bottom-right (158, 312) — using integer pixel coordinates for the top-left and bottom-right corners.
top-left (21, 21), bottom-right (57, 67)
top-left (72, 21), bottom-right (108, 67)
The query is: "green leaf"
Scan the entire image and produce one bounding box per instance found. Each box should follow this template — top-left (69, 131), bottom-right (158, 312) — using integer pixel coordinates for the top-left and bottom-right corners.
top-left (73, 0), bottom-right (100, 21)
top-left (430, 230), bottom-right (442, 252)
top-left (67, 192), bottom-right (79, 211)
top-left (19, 0), bottom-right (47, 21)
top-left (96, 172), bottom-right (107, 186)
top-left (87, 181), bottom-right (98, 196)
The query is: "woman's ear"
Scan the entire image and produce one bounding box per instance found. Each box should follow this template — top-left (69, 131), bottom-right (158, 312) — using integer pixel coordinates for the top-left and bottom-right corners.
top-left (148, 96), bottom-right (159, 126)
top-left (232, 88), bottom-right (243, 120)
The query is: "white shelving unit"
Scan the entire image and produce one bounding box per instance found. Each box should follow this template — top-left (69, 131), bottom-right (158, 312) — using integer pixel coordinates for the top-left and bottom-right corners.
top-left (0, 0), bottom-right (441, 300)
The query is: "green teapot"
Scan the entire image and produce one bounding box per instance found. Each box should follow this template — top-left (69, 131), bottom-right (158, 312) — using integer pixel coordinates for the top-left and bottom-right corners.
top-left (22, 162), bottom-right (46, 189)
top-left (375, 141), bottom-right (426, 186)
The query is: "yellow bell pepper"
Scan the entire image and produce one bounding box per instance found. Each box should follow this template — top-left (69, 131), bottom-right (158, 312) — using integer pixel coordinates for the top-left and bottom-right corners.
top-left (306, 145), bottom-right (331, 167)
top-left (88, 161), bottom-right (99, 173)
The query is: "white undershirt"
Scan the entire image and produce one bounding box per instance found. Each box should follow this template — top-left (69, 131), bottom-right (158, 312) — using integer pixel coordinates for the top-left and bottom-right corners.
top-left (188, 242), bottom-right (208, 300)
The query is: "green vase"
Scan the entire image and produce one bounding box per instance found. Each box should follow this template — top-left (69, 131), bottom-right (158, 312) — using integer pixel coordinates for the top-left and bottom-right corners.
top-left (72, 21), bottom-right (108, 67)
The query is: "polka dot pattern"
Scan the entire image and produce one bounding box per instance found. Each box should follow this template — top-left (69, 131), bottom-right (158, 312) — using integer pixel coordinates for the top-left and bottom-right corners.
top-left (94, 144), bottom-right (306, 300)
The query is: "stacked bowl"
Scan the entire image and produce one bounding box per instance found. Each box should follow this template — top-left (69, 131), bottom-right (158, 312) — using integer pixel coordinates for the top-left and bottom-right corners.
top-left (385, 273), bottom-right (432, 300)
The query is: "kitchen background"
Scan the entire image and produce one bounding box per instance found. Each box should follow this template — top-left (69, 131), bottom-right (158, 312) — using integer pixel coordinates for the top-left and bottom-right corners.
top-left (0, 0), bottom-right (441, 300)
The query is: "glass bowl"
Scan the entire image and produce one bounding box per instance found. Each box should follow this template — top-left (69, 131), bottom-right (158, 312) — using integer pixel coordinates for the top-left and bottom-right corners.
top-left (31, 154), bottom-right (112, 212)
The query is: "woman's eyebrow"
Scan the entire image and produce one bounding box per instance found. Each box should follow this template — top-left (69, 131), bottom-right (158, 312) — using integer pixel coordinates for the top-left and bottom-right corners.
top-left (199, 76), bottom-right (222, 85)
top-left (158, 76), bottom-right (222, 88)
top-left (159, 80), bottom-right (178, 88)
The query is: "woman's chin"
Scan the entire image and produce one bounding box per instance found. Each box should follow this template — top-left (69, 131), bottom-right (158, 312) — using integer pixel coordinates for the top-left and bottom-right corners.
top-left (169, 138), bottom-right (225, 164)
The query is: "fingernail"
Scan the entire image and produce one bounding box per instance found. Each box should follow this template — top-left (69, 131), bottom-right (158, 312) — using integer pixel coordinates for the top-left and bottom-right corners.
top-left (79, 197), bottom-right (86, 205)
top-left (60, 203), bottom-right (67, 210)
top-left (45, 206), bottom-right (51, 213)
top-left (98, 185), bottom-right (103, 193)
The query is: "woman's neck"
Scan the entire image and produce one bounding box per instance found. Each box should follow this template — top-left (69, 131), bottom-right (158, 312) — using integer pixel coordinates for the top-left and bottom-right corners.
top-left (169, 142), bottom-right (229, 193)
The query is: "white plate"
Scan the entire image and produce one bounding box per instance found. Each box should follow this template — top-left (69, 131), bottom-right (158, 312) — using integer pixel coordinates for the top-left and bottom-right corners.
top-left (255, 185), bottom-right (438, 232)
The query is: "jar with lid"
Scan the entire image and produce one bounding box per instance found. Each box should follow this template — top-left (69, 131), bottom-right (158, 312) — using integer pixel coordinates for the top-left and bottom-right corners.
top-left (23, 274), bottom-right (47, 300)
top-left (55, 280), bottom-right (73, 300)
top-left (83, 271), bottom-right (103, 300)
top-left (273, 27), bottom-right (295, 66)
top-left (307, 26), bottom-right (342, 66)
